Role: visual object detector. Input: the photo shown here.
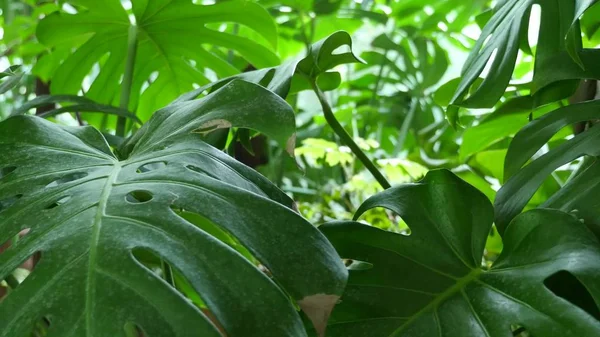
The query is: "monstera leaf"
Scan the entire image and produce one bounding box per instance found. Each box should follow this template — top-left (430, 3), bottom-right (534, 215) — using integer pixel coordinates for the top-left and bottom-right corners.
top-left (319, 170), bottom-right (600, 336)
top-left (35, 0), bottom-right (279, 120)
top-left (494, 100), bottom-right (600, 233)
top-left (447, 0), bottom-right (600, 127)
top-left (356, 33), bottom-right (448, 93)
top-left (174, 31), bottom-right (363, 103)
top-left (0, 80), bottom-right (347, 336)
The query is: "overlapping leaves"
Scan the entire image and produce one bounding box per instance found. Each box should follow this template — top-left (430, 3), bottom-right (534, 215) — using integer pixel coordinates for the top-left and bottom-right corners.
top-left (174, 30), bottom-right (364, 103)
top-left (0, 80), bottom-right (346, 336)
top-left (448, 0), bottom-right (600, 127)
top-left (495, 100), bottom-right (600, 233)
top-left (36, 0), bottom-right (280, 119)
top-left (320, 170), bottom-right (600, 336)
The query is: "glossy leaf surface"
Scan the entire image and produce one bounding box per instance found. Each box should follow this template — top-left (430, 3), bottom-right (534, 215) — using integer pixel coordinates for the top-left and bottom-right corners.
top-left (0, 80), bottom-right (346, 336)
top-left (320, 170), bottom-right (600, 336)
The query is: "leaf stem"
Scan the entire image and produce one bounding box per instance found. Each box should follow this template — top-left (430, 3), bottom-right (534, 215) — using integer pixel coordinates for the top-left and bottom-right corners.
top-left (310, 80), bottom-right (391, 189)
top-left (298, 11), bottom-right (312, 54)
top-left (369, 50), bottom-right (388, 106)
top-left (395, 97), bottom-right (418, 154)
top-left (116, 24), bottom-right (139, 137)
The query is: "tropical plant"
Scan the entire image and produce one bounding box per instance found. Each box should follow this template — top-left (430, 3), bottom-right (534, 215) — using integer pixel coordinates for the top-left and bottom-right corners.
top-left (321, 170), bottom-right (600, 337)
top-left (0, 77), bottom-right (350, 336)
top-left (2, 0), bottom-right (600, 336)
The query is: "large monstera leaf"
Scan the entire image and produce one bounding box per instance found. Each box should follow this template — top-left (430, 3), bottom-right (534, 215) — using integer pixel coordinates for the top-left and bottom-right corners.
top-left (447, 0), bottom-right (600, 127)
top-left (319, 170), bottom-right (600, 336)
top-left (0, 80), bottom-right (347, 336)
top-left (36, 0), bottom-right (279, 119)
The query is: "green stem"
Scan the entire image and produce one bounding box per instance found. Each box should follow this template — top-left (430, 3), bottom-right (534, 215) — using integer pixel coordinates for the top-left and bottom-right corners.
top-left (116, 25), bottom-right (138, 137)
top-left (369, 50), bottom-right (388, 106)
top-left (310, 81), bottom-right (391, 189)
top-left (227, 24), bottom-right (240, 63)
top-left (395, 97), bottom-right (418, 154)
top-left (2, 0), bottom-right (13, 25)
top-left (298, 11), bottom-right (311, 54)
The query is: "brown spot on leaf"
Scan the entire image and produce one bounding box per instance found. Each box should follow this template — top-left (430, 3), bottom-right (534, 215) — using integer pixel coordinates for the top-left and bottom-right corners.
top-left (286, 133), bottom-right (296, 157)
top-left (194, 119), bottom-right (233, 134)
top-left (298, 293), bottom-right (340, 337)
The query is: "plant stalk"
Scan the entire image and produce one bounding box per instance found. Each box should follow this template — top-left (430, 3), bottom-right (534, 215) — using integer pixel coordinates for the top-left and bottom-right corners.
top-left (2, 0), bottom-right (13, 25)
top-left (298, 11), bottom-right (312, 54)
top-left (116, 24), bottom-right (139, 137)
top-left (369, 50), bottom-right (388, 106)
top-left (395, 97), bottom-right (418, 154)
top-left (311, 81), bottom-right (391, 189)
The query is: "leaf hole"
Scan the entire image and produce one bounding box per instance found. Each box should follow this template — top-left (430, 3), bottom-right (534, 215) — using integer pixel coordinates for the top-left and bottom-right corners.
top-left (544, 270), bottom-right (600, 321)
top-left (131, 248), bottom-right (226, 335)
top-left (0, 194), bottom-right (23, 213)
top-left (185, 165), bottom-right (211, 177)
top-left (30, 315), bottom-right (52, 336)
top-left (124, 322), bottom-right (145, 337)
top-left (0, 228), bottom-right (31, 256)
top-left (170, 207), bottom-right (259, 266)
top-left (258, 69), bottom-right (275, 87)
top-left (510, 324), bottom-right (529, 336)
top-left (331, 45), bottom-right (351, 56)
top-left (126, 191), bottom-right (153, 204)
top-left (45, 172), bottom-right (88, 188)
top-left (45, 196), bottom-right (71, 209)
top-left (1, 250), bottom-right (41, 302)
top-left (343, 259), bottom-right (373, 271)
top-left (136, 162), bottom-right (167, 173)
top-left (0, 166), bottom-right (17, 179)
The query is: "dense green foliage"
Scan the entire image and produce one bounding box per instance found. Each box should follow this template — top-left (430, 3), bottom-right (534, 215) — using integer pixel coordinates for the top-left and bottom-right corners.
top-left (1, 0), bottom-right (600, 336)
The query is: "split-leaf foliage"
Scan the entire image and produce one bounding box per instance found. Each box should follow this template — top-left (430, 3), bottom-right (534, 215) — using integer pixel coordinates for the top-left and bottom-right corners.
top-left (1, 0), bottom-right (600, 336)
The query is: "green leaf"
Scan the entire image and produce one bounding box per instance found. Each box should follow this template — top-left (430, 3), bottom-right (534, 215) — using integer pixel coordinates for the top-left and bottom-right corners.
top-left (449, 0), bottom-right (600, 121)
top-left (495, 100), bottom-right (600, 233)
top-left (296, 30), bottom-right (364, 79)
top-left (319, 170), bottom-right (600, 336)
top-left (0, 65), bottom-right (22, 79)
top-left (36, 0), bottom-right (280, 119)
top-left (582, 1), bottom-right (600, 41)
top-left (367, 34), bottom-right (449, 91)
top-left (337, 8), bottom-right (388, 24)
top-left (543, 159), bottom-right (600, 228)
top-left (13, 95), bottom-right (141, 124)
top-left (459, 96), bottom-right (561, 161)
top-left (173, 31), bottom-right (363, 103)
top-left (0, 66), bottom-right (24, 95)
top-left (0, 80), bottom-right (346, 336)
top-left (122, 80), bottom-right (297, 157)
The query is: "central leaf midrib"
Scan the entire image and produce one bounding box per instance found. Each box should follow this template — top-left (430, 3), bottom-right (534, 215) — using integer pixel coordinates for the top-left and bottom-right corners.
top-left (85, 163), bottom-right (121, 336)
top-left (390, 268), bottom-right (482, 336)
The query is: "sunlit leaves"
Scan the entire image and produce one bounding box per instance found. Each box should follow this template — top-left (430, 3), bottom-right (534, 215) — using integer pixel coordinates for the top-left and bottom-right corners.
top-left (36, 0), bottom-right (280, 120)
